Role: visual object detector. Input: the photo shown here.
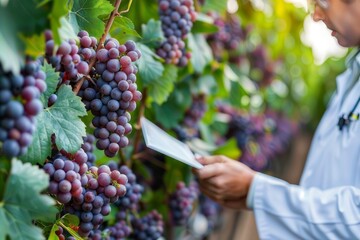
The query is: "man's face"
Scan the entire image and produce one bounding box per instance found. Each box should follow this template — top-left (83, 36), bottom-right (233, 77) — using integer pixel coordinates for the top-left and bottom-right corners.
top-left (312, 0), bottom-right (360, 47)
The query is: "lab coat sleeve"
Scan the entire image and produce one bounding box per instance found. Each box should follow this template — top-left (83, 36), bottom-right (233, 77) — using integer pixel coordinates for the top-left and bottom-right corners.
top-left (251, 173), bottom-right (360, 239)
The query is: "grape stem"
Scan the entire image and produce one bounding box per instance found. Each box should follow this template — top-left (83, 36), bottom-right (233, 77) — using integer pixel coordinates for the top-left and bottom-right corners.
top-left (119, 0), bottom-right (133, 15)
top-left (73, 0), bottom-right (122, 94)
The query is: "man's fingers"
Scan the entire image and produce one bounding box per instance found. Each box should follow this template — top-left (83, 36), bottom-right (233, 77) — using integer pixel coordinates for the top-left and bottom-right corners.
top-left (196, 155), bottom-right (227, 165)
top-left (193, 163), bottom-right (224, 179)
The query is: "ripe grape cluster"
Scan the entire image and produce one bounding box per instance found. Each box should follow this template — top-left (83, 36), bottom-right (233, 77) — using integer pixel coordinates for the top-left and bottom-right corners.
top-left (199, 195), bottom-right (221, 231)
top-left (82, 134), bottom-right (96, 167)
top-left (157, 0), bottom-right (197, 66)
top-left (115, 165), bottom-right (143, 211)
top-left (183, 94), bottom-right (207, 129)
top-left (43, 149), bottom-right (88, 204)
top-left (78, 38), bottom-right (142, 157)
top-left (106, 220), bottom-right (132, 239)
top-left (45, 30), bottom-right (96, 83)
top-left (130, 210), bottom-right (164, 240)
top-left (207, 13), bottom-right (246, 60)
top-left (63, 165), bottom-right (128, 237)
top-left (0, 60), bottom-right (46, 158)
top-left (169, 181), bottom-right (199, 226)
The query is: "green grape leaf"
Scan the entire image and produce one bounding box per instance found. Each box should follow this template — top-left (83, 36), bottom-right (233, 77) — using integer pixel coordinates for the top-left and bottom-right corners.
top-left (20, 33), bottom-right (45, 59)
top-left (21, 85), bottom-right (87, 164)
top-left (0, 159), bottom-right (56, 240)
top-left (58, 17), bottom-right (79, 42)
top-left (192, 13), bottom-right (218, 34)
top-left (188, 34), bottom-right (213, 73)
top-left (212, 138), bottom-right (241, 159)
top-left (48, 214), bottom-right (81, 240)
top-left (49, 0), bottom-right (69, 44)
top-left (141, 19), bottom-right (164, 48)
top-left (148, 64), bottom-right (178, 105)
top-left (110, 16), bottom-right (141, 43)
top-left (69, 0), bottom-right (114, 38)
top-left (40, 62), bottom-right (60, 106)
top-left (137, 43), bottom-right (164, 85)
top-left (201, 0), bottom-right (227, 13)
top-left (0, 0), bottom-right (52, 74)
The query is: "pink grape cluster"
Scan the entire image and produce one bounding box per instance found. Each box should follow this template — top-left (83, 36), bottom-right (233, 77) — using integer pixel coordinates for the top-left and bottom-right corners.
top-left (78, 38), bottom-right (142, 157)
top-left (169, 181), bottom-right (199, 226)
top-left (157, 0), bottom-right (197, 66)
top-left (45, 30), bottom-right (97, 83)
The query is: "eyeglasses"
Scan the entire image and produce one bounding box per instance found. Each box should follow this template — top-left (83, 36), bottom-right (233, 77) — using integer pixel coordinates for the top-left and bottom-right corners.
top-left (307, 0), bottom-right (329, 13)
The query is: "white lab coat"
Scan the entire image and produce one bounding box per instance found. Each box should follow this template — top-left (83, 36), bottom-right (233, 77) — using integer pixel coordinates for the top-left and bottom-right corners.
top-left (247, 50), bottom-right (360, 239)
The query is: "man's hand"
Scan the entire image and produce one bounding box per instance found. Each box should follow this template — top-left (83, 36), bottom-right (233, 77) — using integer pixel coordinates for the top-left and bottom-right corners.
top-left (192, 155), bottom-right (256, 210)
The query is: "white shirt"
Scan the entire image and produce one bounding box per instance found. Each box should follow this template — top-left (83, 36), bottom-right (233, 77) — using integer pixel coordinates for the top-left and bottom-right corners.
top-left (247, 49), bottom-right (360, 239)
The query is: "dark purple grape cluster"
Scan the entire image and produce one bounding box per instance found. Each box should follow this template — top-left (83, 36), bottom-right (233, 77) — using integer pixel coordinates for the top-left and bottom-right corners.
top-left (55, 226), bottom-right (65, 240)
top-left (157, 0), bottom-right (197, 66)
top-left (43, 149), bottom-right (88, 204)
top-left (247, 45), bottom-right (275, 87)
top-left (169, 181), bottom-right (199, 226)
top-left (45, 30), bottom-right (97, 83)
top-left (63, 165), bottom-right (128, 237)
top-left (0, 60), bottom-right (46, 158)
top-left (199, 195), bottom-right (221, 231)
top-left (115, 165), bottom-right (143, 211)
top-left (81, 134), bottom-right (96, 167)
top-left (207, 13), bottom-right (247, 60)
top-left (130, 210), bottom-right (164, 240)
top-left (107, 220), bottom-right (131, 240)
top-left (78, 38), bottom-right (142, 157)
top-left (183, 94), bottom-right (207, 129)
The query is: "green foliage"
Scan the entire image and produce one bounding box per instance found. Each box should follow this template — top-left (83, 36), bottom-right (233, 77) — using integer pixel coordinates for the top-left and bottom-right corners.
top-left (0, 159), bottom-right (56, 240)
top-left (110, 16), bottom-right (141, 43)
top-left (21, 85), bottom-right (87, 164)
top-left (40, 62), bottom-right (60, 105)
top-left (188, 34), bottom-right (213, 73)
top-left (213, 138), bottom-right (241, 159)
top-left (141, 19), bottom-right (164, 48)
top-left (148, 64), bottom-right (178, 105)
top-left (137, 43), bottom-right (164, 85)
top-left (68, 0), bottom-right (114, 39)
top-left (48, 214), bottom-right (82, 240)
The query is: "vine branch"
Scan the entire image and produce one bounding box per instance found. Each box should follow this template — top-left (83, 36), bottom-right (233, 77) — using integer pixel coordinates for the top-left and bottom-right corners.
top-left (73, 0), bottom-right (122, 94)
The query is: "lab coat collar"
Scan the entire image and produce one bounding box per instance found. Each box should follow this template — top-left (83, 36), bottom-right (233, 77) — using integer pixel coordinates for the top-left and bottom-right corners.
top-left (336, 48), bottom-right (360, 98)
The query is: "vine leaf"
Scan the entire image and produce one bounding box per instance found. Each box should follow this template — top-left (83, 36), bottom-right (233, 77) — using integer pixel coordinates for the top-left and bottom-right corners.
top-left (40, 62), bottom-right (60, 106)
top-left (148, 64), bottom-right (178, 105)
top-left (141, 19), bottom-right (164, 48)
top-left (136, 43), bottom-right (164, 85)
top-left (0, 159), bottom-right (57, 240)
top-left (49, 0), bottom-right (69, 43)
top-left (69, 0), bottom-right (114, 39)
top-left (188, 33), bottom-right (213, 73)
top-left (20, 33), bottom-right (45, 60)
top-left (110, 16), bottom-right (141, 43)
top-left (0, 0), bottom-right (51, 73)
top-left (21, 85), bottom-right (87, 164)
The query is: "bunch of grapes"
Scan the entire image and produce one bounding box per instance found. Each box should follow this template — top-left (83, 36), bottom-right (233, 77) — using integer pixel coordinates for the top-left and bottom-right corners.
top-left (226, 115), bottom-right (251, 150)
top-left (106, 220), bottom-right (131, 239)
top-left (45, 30), bottom-right (97, 84)
top-left (157, 0), bottom-right (197, 66)
top-left (43, 149), bottom-right (88, 204)
top-left (183, 94), bottom-right (207, 129)
top-left (115, 165), bottom-right (143, 211)
top-left (130, 210), bottom-right (164, 240)
top-left (169, 181), bottom-right (199, 226)
top-left (63, 165), bottom-right (128, 237)
top-left (82, 134), bottom-right (96, 167)
top-left (199, 195), bottom-right (221, 231)
top-left (0, 60), bottom-right (46, 158)
top-left (247, 45), bottom-right (275, 87)
top-left (78, 38), bottom-right (142, 157)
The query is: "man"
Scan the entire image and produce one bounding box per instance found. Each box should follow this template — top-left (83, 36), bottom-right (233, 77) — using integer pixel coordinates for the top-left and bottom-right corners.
top-left (193, 0), bottom-right (360, 238)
